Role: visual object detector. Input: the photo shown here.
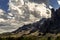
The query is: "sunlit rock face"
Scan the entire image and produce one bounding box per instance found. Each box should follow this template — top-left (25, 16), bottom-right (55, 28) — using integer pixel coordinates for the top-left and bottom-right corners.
top-left (0, 0), bottom-right (51, 33)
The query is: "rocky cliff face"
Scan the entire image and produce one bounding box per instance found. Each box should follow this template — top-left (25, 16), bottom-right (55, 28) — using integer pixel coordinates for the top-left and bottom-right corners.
top-left (0, 0), bottom-right (51, 33)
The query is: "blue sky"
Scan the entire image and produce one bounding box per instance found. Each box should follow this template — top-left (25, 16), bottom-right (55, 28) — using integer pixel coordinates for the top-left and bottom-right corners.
top-left (0, 0), bottom-right (59, 12)
top-left (0, 0), bottom-right (9, 12)
top-left (49, 0), bottom-right (60, 9)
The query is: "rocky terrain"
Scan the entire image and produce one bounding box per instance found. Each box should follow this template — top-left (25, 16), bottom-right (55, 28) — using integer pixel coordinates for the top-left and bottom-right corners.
top-left (0, 0), bottom-right (60, 40)
top-left (0, 7), bottom-right (60, 38)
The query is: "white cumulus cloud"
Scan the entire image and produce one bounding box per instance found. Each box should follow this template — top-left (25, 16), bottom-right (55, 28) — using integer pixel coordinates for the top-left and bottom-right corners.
top-left (58, 0), bottom-right (60, 5)
top-left (0, 0), bottom-right (51, 33)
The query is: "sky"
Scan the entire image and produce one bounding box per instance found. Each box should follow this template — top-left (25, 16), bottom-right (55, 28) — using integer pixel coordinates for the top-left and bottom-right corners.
top-left (58, 0), bottom-right (60, 4)
top-left (0, 0), bottom-right (60, 12)
top-left (0, 0), bottom-right (9, 12)
top-left (49, 0), bottom-right (60, 9)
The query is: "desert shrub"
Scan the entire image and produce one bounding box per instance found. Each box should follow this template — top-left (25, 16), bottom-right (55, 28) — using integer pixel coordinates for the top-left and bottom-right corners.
top-left (19, 36), bottom-right (38, 40)
top-left (47, 37), bottom-right (51, 40)
top-left (55, 36), bottom-right (60, 40)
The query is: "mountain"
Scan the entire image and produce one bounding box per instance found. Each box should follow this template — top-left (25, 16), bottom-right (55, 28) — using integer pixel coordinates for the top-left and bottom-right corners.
top-left (1, 7), bottom-right (60, 37)
top-left (1, 0), bottom-right (60, 38)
